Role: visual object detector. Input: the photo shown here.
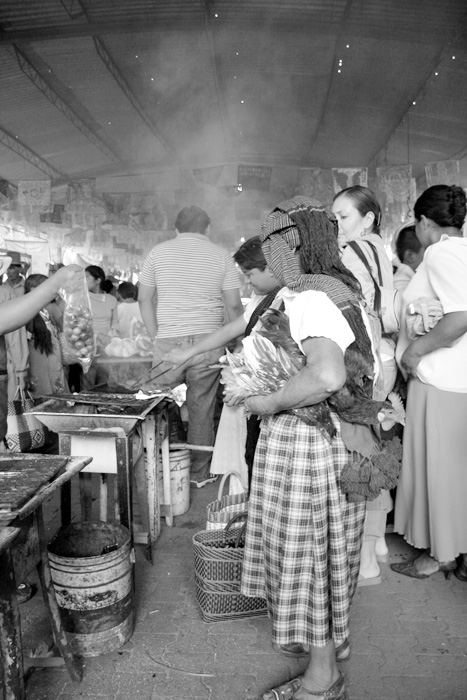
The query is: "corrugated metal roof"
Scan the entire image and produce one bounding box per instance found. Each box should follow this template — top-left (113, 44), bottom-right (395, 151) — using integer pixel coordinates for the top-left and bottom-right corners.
top-left (0, 0), bottom-right (465, 185)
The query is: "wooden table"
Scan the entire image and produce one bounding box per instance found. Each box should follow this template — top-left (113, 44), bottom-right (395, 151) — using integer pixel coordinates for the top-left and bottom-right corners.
top-left (0, 454), bottom-right (92, 700)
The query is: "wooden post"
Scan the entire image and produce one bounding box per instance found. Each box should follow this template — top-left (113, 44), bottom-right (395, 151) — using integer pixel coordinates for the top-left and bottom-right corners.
top-left (0, 546), bottom-right (24, 700)
top-left (142, 413), bottom-right (160, 546)
top-left (58, 433), bottom-right (72, 526)
top-left (34, 507), bottom-right (83, 683)
top-left (99, 474), bottom-right (108, 521)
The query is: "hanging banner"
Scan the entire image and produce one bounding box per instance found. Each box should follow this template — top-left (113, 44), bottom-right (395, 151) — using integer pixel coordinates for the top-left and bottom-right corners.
top-left (376, 165), bottom-right (413, 245)
top-left (297, 168), bottom-right (333, 206)
top-left (237, 165), bottom-right (272, 191)
top-left (332, 168), bottom-right (368, 194)
top-left (17, 180), bottom-right (51, 208)
top-left (425, 160), bottom-right (460, 187)
top-left (377, 165), bottom-right (412, 204)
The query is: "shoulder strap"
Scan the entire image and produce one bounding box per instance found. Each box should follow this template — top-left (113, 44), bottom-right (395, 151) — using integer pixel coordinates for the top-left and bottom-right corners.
top-left (244, 287), bottom-right (281, 336)
top-left (347, 241), bottom-right (381, 316)
top-left (365, 241), bottom-right (383, 285)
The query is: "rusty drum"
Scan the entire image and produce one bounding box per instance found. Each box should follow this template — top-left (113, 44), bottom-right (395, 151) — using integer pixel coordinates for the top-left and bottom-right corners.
top-left (47, 521), bottom-right (134, 656)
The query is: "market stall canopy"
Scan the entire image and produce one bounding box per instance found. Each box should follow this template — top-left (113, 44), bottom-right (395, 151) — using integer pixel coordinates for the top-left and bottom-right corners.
top-left (0, 0), bottom-right (466, 186)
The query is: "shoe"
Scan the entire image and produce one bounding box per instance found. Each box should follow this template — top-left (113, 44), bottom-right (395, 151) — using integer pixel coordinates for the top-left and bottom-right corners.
top-left (391, 559), bottom-right (456, 580)
top-left (190, 474), bottom-right (218, 489)
top-left (262, 672), bottom-right (345, 699)
top-left (454, 558), bottom-right (467, 582)
top-left (357, 573), bottom-right (381, 587)
top-left (16, 583), bottom-right (37, 604)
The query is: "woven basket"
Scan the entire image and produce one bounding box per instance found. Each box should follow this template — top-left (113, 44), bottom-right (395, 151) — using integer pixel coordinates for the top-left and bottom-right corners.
top-left (192, 526), bottom-right (267, 623)
top-left (206, 471), bottom-right (248, 531)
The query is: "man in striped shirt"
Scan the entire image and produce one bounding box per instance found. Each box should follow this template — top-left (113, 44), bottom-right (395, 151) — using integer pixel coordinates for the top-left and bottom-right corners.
top-left (138, 206), bottom-right (243, 485)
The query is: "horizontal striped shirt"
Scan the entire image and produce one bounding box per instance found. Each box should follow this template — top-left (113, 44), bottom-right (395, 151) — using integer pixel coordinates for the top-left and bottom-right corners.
top-left (138, 232), bottom-right (240, 338)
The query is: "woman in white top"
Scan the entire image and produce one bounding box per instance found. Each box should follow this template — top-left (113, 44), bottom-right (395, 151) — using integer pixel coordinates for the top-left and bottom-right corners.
top-left (392, 185), bottom-right (467, 581)
top-left (332, 186), bottom-right (398, 585)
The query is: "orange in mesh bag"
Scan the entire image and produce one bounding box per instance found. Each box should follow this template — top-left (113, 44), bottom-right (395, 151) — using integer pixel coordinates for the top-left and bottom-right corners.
top-left (60, 268), bottom-right (96, 373)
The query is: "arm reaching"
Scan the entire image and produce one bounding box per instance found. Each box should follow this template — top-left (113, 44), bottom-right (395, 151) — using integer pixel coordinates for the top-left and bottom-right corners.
top-left (166, 314), bottom-right (247, 367)
top-left (0, 265), bottom-right (83, 335)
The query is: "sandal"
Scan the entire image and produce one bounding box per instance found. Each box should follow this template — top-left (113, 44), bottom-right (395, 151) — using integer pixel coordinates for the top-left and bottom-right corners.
top-left (262, 672), bottom-right (345, 699)
top-left (391, 559), bottom-right (456, 580)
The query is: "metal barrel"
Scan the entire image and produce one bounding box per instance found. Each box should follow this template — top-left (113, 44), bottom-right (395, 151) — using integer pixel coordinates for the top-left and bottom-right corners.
top-left (48, 521), bottom-right (135, 657)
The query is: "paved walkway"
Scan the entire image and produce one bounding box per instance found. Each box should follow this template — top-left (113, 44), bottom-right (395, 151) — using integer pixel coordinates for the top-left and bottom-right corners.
top-left (23, 481), bottom-right (467, 700)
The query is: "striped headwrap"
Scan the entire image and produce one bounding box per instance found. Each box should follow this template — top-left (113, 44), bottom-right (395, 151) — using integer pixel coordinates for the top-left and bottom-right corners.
top-left (260, 196), bottom-right (373, 368)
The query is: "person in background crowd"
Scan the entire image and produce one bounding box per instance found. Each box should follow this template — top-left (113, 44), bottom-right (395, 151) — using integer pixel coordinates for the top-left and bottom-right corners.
top-left (238, 200), bottom-right (376, 700)
top-left (166, 235), bottom-right (281, 487)
top-left (392, 184), bottom-right (467, 582)
top-left (332, 185), bottom-right (397, 586)
top-left (4, 252), bottom-right (28, 297)
top-left (24, 274), bottom-right (68, 397)
top-left (117, 281), bottom-right (144, 338)
top-left (0, 262), bottom-right (81, 603)
top-left (0, 263), bottom-right (82, 445)
top-left (138, 205), bottom-right (243, 486)
top-left (82, 264), bottom-right (118, 390)
top-left (393, 224), bottom-right (425, 291)
top-left (0, 278), bottom-right (29, 401)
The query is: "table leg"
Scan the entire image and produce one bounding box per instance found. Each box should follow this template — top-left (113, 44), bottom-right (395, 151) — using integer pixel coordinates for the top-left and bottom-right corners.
top-left (58, 434), bottom-right (72, 526)
top-left (34, 507), bottom-right (83, 683)
top-left (0, 549), bottom-right (24, 700)
top-left (79, 473), bottom-right (93, 521)
top-left (115, 435), bottom-right (132, 538)
top-left (158, 409), bottom-right (173, 527)
top-left (142, 414), bottom-right (160, 548)
top-left (99, 474), bottom-right (108, 521)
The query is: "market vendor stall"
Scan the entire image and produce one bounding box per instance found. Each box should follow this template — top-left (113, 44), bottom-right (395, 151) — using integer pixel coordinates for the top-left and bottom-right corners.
top-left (30, 391), bottom-right (178, 559)
top-left (0, 454), bottom-right (92, 700)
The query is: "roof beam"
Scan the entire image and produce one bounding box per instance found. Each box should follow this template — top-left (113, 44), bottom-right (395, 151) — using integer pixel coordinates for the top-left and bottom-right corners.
top-left (304, 0), bottom-right (354, 165)
top-left (0, 125), bottom-right (64, 180)
top-left (14, 44), bottom-right (123, 164)
top-left (200, 0), bottom-right (230, 158)
top-left (92, 37), bottom-right (179, 161)
top-left (0, 18), bottom-right (457, 46)
top-left (367, 20), bottom-right (467, 166)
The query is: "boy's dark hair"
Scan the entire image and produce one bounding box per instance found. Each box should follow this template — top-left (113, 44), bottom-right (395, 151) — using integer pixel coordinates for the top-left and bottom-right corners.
top-left (233, 236), bottom-right (267, 271)
top-left (396, 225), bottom-right (422, 262)
top-left (118, 281), bottom-right (138, 300)
top-left (101, 279), bottom-right (115, 294)
top-left (174, 206), bottom-right (210, 234)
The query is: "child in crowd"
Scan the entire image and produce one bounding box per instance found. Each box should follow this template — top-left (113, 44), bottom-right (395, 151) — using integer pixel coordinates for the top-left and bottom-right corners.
top-left (393, 224), bottom-right (425, 291)
top-left (166, 236), bottom-right (281, 487)
top-left (117, 282), bottom-right (144, 338)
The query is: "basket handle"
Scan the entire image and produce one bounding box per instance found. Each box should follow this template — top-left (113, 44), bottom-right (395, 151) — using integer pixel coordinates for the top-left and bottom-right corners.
top-left (225, 511), bottom-right (248, 548)
top-left (216, 470), bottom-right (244, 500)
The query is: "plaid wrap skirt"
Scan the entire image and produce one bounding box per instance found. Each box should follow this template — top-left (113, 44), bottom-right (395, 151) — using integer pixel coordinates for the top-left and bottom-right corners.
top-left (241, 413), bottom-right (365, 648)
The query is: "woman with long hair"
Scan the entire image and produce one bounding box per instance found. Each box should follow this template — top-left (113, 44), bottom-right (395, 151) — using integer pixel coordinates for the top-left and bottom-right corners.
top-left (392, 184), bottom-right (467, 581)
top-left (24, 274), bottom-right (68, 397)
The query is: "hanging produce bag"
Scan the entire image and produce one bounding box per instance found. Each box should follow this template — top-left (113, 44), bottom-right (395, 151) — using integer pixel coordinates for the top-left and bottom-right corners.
top-left (5, 386), bottom-right (46, 452)
top-left (61, 268), bottom-right (96, 373)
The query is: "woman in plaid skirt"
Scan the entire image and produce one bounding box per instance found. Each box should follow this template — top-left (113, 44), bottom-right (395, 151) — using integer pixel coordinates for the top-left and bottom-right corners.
top-left (234, 199), bottom-right (379, 700)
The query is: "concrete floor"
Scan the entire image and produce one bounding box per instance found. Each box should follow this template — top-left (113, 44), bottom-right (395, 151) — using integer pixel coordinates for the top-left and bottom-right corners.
top-left (21, 479), bottom-right (467, 700)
